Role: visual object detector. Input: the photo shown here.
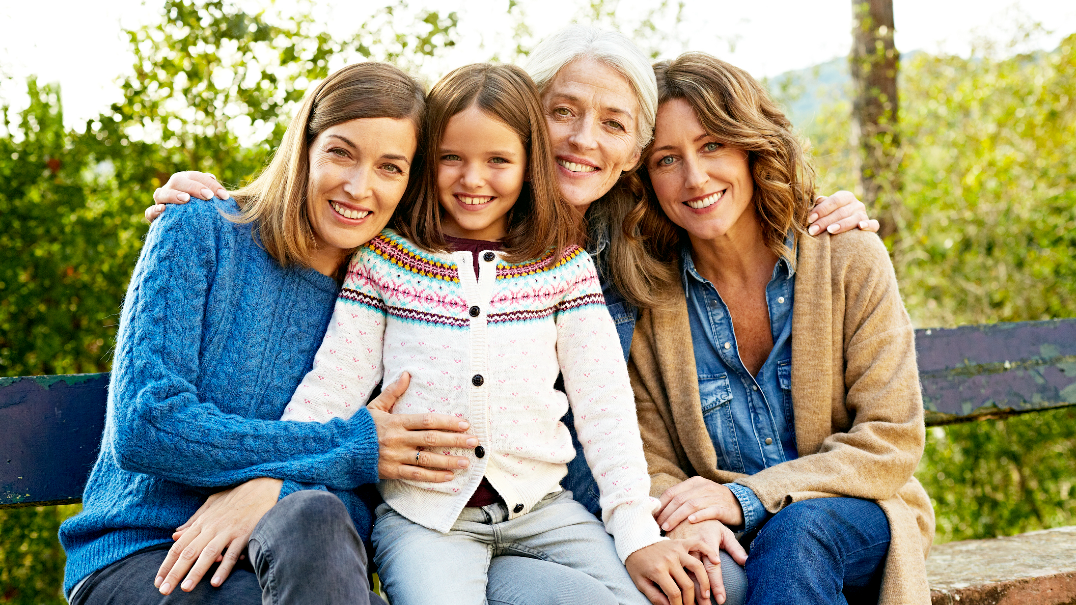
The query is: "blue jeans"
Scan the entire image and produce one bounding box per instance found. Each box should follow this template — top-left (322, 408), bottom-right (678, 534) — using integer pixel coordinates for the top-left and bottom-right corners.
top-left (372, 490), bottom-right (646, 605)
top-left (69, 490), bottom-right (385, 605)
top-left (744, 497), bottom-right (890, 605)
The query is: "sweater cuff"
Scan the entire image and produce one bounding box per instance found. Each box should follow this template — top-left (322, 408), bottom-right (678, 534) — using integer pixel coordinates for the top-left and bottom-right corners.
top-left (726, 483), bottom-right (767, 533)
top-left (344, 408), bottom-right (381, 485)
top-left (606, 497), bottom-right (667, 562)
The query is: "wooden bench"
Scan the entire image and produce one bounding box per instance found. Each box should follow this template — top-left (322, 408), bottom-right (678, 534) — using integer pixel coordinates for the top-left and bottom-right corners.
top-left (3, 318), bottom-right (1075, 603)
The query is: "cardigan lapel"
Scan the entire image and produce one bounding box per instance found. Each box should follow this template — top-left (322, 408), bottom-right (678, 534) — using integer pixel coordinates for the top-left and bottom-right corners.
top-left (653, 282), bottom-right (722, 477)
top-left (789, 234), bottom-right (836, 456)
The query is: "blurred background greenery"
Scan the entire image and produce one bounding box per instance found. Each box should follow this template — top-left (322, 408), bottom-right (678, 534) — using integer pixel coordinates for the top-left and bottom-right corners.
top-left (1, 1), bottom-right (1074, 602)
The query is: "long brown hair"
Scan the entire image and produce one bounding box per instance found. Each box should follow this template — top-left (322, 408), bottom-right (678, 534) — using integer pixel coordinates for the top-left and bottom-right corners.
top-left (643, 52), bottom-right (817, 269)
top-left (229, 62), bottom-right (426, 268)
top-left (394, 63), bottom-right (575, 264)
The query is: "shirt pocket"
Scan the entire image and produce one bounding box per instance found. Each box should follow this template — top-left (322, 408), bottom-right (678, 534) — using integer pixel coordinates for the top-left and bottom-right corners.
top-left (777, 359), bottom-right (794, 428)
top-left (698, 373), bottom-right (743, 474)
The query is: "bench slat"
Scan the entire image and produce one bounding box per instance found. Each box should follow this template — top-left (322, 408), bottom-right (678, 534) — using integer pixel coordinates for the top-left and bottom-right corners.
top-left (0, 374), bottom-right (108, 508)
top-left (3, 318), bottom-right (1075, 507)
top-left (916, 318), bottom-right (1076, 425)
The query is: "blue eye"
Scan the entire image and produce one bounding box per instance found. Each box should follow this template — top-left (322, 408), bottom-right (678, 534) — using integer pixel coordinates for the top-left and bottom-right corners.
top-left (703, 142), bottom-right (721, 152)
top-left (441, 154), bottom-right (461, 162)
top-left (658, 156), bottom-right (675, 166)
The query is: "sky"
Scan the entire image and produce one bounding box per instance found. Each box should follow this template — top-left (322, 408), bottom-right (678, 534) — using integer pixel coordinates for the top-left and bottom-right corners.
top-left (2, 0), bottom-right (1074, 131)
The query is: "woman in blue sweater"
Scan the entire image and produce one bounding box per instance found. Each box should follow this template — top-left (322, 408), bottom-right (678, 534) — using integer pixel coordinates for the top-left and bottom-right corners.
top-left (58, 62), bottom-right (487, 605)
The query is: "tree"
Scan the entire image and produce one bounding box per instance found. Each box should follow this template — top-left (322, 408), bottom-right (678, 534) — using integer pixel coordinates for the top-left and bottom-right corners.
top-left (850, 0), bottom-right (901, 241)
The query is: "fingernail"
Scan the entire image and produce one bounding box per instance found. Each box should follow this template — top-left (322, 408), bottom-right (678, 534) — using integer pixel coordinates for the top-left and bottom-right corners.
top-left (212, 576), bottom-right (221, 586)
top-left (466, 438), bottom-right (478, 446)
top-left (662, 522), bottom-right (670, 531)
top-left (860, 221), bottom-right (868, 229)
top-left (808, 213), bottom-right (818, 223)
top-left (160, 582), bottom-right (171, 594)
top-left (459, 421), bottom-right (470, 430)
top-left (179, 192), bottom-right (190, 202)
top-left (201, 188), bottom-right (213, 199)
top-left (828, 223), bottom-right (839, 233)
top-left (217, 188), bottom-right (228, 198)
top-left (155, 576), bottom-right (163, 588)
top-left (444, 473), bottom-right (454, 481)
top-left (808, 225), bottom-right (820, 235)
top-left (688, 514), bottom-right (696, 522)
top-left (457, 459), bottom-right (469, 468)
top-left (181, 579), bottom-right (192, 591)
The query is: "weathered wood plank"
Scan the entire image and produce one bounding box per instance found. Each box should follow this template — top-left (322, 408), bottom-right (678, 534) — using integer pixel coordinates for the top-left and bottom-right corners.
top-left (915, 319), bottom-right (1076, 425)
top-left (0, 374), bottom-right (108, 508)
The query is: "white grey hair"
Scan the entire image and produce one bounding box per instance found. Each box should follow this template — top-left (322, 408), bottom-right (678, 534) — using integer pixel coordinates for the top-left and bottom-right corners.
top-left (525, 24), bottom-right (658, 150)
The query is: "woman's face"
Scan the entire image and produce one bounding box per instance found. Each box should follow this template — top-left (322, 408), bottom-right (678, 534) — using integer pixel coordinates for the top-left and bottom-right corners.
top-left (647, 98), bottom-right (756, 244)
top-left (306, 117), bottom-right (418, 273)
top-left (541, 58), bottom-right (642, 212)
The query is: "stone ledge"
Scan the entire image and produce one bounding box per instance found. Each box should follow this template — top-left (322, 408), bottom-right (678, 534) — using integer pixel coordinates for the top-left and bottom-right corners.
top-left (929, 525), bottom-right (1076, 605)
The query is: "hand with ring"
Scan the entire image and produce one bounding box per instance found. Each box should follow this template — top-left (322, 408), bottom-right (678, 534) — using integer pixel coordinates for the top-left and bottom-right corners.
top-left (368, 372), bottom-right (480, 483)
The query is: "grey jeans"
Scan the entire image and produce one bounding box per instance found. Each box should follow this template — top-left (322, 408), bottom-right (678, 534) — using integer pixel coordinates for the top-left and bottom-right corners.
top-left (70, 490), bottom-right (384, 605)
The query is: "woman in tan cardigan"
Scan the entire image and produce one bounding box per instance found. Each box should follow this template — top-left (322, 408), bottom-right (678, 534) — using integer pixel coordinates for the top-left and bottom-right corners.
top-left (630, 53), bottom-right (934, 605)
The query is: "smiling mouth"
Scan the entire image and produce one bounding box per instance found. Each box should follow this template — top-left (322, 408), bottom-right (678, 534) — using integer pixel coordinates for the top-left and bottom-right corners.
top-left (557, 159), bottom-right (599, 174)
top-left (456, 194), bottom-right (495, 206)
top-left (331, 201), bottom-right (371, 220)
top-left (685, 190), bottom-right (724, 210)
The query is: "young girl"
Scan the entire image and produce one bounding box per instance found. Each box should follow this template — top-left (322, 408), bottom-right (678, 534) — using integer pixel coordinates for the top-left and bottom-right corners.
top-left (282, 63), bottom-right (717, 605)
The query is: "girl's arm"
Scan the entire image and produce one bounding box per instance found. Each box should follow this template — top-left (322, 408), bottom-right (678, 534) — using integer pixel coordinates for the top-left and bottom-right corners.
top-left (554, 251), bottom-right (664, 560)
top-left (109, 201), bottom-right (379, 490)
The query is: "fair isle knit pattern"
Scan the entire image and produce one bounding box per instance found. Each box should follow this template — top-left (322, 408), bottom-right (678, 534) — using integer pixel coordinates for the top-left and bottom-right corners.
top-left (283, 229), bottom-right (664, 562)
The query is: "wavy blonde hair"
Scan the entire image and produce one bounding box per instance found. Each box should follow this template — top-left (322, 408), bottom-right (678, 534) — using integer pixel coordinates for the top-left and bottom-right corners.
top-left (229, 62), bottom-right (426, 269)
top-left (642, 52), bottom-right (817, 269)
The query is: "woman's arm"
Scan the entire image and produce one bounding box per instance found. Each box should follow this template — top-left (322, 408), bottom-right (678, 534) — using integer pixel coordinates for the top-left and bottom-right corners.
top-left (110, 200), bottom-right (385, 491)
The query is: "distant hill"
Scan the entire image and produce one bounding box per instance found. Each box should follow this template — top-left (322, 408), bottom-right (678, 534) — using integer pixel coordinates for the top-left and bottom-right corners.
top-left (763, 50), bottom-right (926, 130)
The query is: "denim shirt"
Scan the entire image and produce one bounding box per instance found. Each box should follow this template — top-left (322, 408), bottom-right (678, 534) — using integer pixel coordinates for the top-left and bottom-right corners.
top-left (681, 243), bottom-right (798, 533)
top-left (561, 228), bottom-right (639, 514)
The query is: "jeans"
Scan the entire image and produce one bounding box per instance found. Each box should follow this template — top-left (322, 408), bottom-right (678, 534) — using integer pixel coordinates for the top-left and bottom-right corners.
top-left (70, 491), bottom-right (385, 605)
top-left (744, 497), bottom-right (890, 605)
top-left (372, 490), bottom-right (647, 605)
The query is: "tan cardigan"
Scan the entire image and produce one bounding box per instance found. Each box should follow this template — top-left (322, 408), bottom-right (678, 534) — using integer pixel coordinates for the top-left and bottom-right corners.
top-left (630, 230), bottom-right (935, 605)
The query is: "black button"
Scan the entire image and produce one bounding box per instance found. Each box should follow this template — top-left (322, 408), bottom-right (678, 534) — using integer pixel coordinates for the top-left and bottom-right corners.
top-left (483, 251), bottom-right (495, 262)
top-left (472, 374), bottom-right (484, 387)
top-left (474, 446), bottom-right (485, 458)
top-left (513, 503), bottom-right (524, 513)
top-left (469, 306), bottom-right (480, 317)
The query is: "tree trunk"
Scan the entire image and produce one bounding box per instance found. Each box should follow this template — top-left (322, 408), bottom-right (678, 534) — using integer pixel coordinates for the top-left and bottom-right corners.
top-left (850, 0), bottom-right (900, 241)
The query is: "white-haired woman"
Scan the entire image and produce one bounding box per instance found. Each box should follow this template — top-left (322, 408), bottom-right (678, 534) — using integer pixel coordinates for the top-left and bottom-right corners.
top-left (146, 26), bottom-right (877, 605)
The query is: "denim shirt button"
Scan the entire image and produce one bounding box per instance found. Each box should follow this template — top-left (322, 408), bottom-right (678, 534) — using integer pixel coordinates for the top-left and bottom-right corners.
top-left (777, 296), bottom-right (786, 304)
top-left (765, 438), bottom-right (773, 445)
top-left (724, 342), bottom-right (731, 350)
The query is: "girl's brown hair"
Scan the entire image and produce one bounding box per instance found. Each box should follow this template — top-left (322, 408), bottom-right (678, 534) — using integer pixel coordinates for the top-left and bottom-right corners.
top-left (394, 63), bottom-right (575, 263)
top-left (643, 52), bottom-right (818, 268)
top-left (229, 62), bottom-right (426, 268)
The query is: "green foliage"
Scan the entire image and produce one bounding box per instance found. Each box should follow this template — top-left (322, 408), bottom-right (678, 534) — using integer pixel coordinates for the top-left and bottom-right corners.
top-left (806, 31), bottom-right (1076, 544)
top-left (0, 505), bottom-right (80, 604)
top-left (919, 408), bottom-right (1076, 542)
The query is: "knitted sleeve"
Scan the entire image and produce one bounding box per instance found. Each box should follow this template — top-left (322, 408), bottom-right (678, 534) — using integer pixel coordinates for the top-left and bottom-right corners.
top-left (554, 249), bottom-right (665, 562)
top-left (108, 200), bottom-right (379, 490)
top-left (283, 245), bottom-right (387, 423)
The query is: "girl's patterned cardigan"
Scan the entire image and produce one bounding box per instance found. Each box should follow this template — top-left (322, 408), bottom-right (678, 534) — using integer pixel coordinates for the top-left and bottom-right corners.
top-left (283, 229), bottom-right (664, 562)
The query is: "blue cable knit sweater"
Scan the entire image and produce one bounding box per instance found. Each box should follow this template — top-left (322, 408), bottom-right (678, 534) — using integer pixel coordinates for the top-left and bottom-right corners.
top-left (59, 198), bottom-right (381, 595)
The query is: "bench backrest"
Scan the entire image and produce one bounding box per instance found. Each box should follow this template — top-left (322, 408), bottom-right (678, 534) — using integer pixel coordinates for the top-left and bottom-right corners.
top-left (2, 318), bottom-right (1074, 508)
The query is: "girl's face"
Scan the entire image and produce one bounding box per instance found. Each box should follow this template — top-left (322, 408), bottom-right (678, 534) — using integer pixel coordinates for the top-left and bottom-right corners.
top-left (541, 58), bottom-right (642, 212)
top-left (306, 117), bottom-right (417, 274)
top-left (647, 98), bottom-right (757, 244)
top-left (437, 105), bottom-right (527, 241)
